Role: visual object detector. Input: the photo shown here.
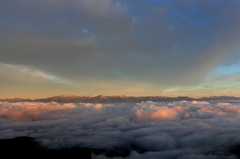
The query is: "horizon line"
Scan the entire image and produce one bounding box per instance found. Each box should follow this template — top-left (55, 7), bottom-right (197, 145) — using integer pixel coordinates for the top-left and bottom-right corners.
top-left (1, 94), bottom-right (240, 100)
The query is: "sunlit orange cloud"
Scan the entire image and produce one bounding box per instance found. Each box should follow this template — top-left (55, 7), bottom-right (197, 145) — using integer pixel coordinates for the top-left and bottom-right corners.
top-left (0, 102), bottom-right (76, 121)
top-left (135, 107), bottom-right (178, 120)
top-left (2, 100), bottom-right (240, 122)
top-left (197, 103), bottom-right (240, 114)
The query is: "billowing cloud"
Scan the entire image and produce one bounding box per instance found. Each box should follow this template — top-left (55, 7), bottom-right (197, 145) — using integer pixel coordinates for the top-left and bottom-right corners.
top-left (1, 101), bottom-right (240, 158)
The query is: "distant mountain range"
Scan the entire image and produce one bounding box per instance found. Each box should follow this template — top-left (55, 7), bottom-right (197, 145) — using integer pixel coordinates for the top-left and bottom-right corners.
top-left (1, 95), bottom-right (240, 103)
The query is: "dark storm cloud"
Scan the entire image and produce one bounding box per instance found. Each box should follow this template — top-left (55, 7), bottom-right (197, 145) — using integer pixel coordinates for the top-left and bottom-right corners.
top-left (1, 101), bottom-right (240, 158)
top-left (1, 0), bottom-right (240, 88)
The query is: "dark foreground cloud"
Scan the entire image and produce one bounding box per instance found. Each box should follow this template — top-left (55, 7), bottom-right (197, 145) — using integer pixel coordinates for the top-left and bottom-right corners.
top-left (1, 101), bottom-right (240, 158)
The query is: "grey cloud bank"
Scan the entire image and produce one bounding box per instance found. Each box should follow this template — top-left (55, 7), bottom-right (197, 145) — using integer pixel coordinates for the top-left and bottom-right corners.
top-left (1, 101), bottom-right (240, 158)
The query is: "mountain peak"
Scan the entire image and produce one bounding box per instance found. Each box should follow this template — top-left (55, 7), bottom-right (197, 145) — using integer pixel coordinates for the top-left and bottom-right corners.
top-left (1, 95), bottom-right (240, 103)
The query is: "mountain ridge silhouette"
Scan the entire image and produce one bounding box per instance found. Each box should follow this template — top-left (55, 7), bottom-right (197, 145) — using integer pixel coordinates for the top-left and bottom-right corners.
top-left (1, 95), bottom-right (240, 103)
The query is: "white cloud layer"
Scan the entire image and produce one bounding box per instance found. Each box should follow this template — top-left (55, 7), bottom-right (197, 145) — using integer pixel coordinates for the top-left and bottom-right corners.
top-left (1, 101), bottom-right (240, 158)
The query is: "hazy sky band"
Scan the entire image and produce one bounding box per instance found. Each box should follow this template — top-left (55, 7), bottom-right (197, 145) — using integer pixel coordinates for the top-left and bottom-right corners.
top-left (1, 0), bottom-right (240, 98)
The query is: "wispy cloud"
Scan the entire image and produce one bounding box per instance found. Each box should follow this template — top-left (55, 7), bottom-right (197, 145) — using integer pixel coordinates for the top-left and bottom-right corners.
top-left (1, 0), bottom-right (240, 92)
top-left (0, 62), bottom-right (77, 86)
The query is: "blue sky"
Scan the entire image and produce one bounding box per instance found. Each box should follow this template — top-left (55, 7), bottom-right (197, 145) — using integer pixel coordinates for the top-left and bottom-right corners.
top-left (1, 0), bottom-right (240, 98)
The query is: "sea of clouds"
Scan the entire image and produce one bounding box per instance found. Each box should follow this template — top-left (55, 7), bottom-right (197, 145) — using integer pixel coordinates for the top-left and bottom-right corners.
top-left (1, 101), bottom-right (240, 159)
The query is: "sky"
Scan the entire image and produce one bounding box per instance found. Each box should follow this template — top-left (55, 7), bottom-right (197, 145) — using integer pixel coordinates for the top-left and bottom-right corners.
top-left (1, 0), bottom-right (240, 98)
